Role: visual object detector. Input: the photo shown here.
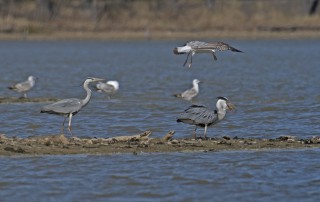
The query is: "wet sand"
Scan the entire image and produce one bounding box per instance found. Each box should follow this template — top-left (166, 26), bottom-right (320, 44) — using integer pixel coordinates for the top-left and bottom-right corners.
top-left (0, 131), bottom-right (319, 156)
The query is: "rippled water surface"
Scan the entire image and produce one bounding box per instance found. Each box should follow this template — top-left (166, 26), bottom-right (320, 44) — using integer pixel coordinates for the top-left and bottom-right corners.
top-left (0, 40), bottom-right (319, 138)
top-left (1, 149), bottom-right (320, 202)
top-left (0, 40), bottom-right (320, 138)
top-left (0, 40), bottom-right (319, 201)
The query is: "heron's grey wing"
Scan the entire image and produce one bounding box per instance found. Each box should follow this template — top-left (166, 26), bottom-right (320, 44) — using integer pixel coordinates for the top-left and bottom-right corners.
top-left (177, 105), bottom-right (207, 125)
top-left (194, 108), bottom-right (218, 125)
top-left (181, 88), bottom-right (198, 100)
top-left (177, 105), bottom-right (217, 125)
top-left (41, 98), bottom-right (82, 114)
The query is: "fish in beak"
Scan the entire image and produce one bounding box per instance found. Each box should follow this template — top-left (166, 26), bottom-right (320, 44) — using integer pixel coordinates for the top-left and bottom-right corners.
top-left (227, 102), bottom-right (236, 111)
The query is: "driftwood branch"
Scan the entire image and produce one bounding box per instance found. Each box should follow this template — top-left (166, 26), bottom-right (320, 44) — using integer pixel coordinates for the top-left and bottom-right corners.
top-left (105, 130), bottom-right (152, 142)
top-left (162, 131), bottom-right (175, 141)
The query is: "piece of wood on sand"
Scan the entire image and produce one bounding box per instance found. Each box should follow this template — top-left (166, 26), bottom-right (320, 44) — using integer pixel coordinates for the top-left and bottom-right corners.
top-left (105, 130), bottom-right (152, 142)
top-left (162, 130), bottom-right (175, 142)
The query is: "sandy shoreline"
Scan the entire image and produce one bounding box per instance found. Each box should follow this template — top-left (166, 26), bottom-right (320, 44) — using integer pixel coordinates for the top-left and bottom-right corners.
top-left (1, 131), bottom-right (319, 156)
top-left (1, 30), bottom-right (320, 41)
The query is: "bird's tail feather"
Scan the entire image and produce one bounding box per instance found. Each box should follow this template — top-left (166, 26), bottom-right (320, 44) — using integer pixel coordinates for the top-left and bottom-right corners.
top-left (174, 93), bottom-right (182, 98)
top-left (230, 47), bottom-right (243, 53)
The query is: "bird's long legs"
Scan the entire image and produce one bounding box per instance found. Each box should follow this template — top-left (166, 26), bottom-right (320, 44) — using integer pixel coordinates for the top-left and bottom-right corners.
top-left (183, 52), bottom-right (191, 67)
top-left (189, 54), bottom-right (193, 68)
top-left (183, 52), bottom-right (195, 68)
top-left (204, 125), bottom-right (208, 140)
top-left (61, 115), bottom-right (68, 134)
top-left (193, 126), bottom-right (197, 139)
top-left (212, 51), bottom-right (218, 61)
top-left (188, 52), bottom-right (196, 68)
top-left (68, 113), bottom-right (73, 136)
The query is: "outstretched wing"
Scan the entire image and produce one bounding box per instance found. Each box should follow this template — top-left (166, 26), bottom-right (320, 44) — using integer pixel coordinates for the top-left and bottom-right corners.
top-left (195, 41), bottom-right (242, 52)
top-left (177, 105), bottom-right (218, 126)
top-left (187, 41), bottom-right (209, 48)
top-left (41, 98), bottom-right (82, 115)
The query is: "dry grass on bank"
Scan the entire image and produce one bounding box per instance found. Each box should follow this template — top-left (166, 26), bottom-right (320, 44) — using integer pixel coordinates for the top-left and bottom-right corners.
top-left (0, 0), bottom-right (320, 40)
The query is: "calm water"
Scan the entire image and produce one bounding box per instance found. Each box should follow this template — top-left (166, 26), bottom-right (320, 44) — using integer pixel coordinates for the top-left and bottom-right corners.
top-left (0, 40), bottom-right (319, 201)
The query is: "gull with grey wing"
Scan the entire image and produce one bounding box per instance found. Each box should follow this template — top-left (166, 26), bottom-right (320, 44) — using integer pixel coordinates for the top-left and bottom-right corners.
top-left (174, 79), bottom-right (200, 102)
top-left (173, 41), bottom-right (242, 68)
top-left (8, 75), bottom-right (37, 98)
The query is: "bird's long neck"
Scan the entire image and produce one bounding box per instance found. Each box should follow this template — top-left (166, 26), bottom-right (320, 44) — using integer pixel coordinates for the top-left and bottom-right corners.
top-left (82, 81), bottom-right (92, 107)
top-left (216, 100), bottom-right (227, 120)
top-left (217, 110), bottom-right (227, 120)
top-left (177, 46), bottom-right (192, 53)
top-left (29, 78), bottom-right (35, 87)
top-left (193, 82), bottom-right (199, 92)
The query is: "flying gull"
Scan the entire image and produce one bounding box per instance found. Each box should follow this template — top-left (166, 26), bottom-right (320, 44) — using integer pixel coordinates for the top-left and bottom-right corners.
top-left (173, 41), bottom-right (242, 68)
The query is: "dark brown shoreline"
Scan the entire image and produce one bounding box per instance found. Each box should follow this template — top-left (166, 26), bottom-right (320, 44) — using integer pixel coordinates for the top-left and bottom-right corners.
top-left (0, 131), bottom-right (319, 156)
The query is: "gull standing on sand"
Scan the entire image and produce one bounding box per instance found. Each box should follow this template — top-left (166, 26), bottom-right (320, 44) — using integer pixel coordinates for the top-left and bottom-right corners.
top-left (40, 77), bottom-right (104, 136)
top-left (8, 75), bottom-right (37, 98)
top-left (95, 80), bottom-right (119, 98)
top-left (174, 79), bottom-right (200, 102)
top-left (173, 41), bottom-right (242, 68)
top-left (177, 97), bottom-right (235, 139)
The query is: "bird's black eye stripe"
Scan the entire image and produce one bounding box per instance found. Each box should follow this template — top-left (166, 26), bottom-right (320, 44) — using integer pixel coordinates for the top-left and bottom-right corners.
top-left (217, 96), bottom-right (228, 101)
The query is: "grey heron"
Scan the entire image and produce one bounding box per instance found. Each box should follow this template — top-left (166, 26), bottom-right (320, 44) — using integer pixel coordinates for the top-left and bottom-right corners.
top-left (95, 80), bottom-right (119, 98)
top-left (40, 77), bottom-right (104, 135)
top-left (8, 75), bottom-right (37, 98)
top-left (177, 96), bottom-right (235, 139)
top-left (174, 79), bottom-right (200, 102)
top-left (173, 41), bottom-right (242, 68)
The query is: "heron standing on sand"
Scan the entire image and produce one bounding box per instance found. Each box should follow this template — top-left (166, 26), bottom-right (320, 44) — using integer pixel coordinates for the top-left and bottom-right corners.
top-left (40, 77), bottom-right (104, 135)
top-left (177, 97), bottom-right (235, 139)
top-left (8, 75), bottom-right (37, 98)
top-left (173, 41), bottom-right (242, 68)
top-left (174, 79), bottom-right (200, 102)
